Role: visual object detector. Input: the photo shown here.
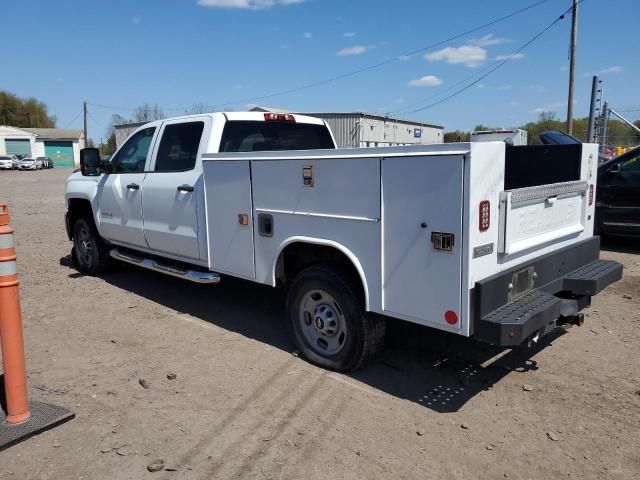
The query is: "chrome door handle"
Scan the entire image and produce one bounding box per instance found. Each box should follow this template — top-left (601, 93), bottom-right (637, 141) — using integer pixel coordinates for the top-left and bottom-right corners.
top-left (126, 183), bottom-right (140, 190)
top-left (177, 184), bottom-right (194, 192)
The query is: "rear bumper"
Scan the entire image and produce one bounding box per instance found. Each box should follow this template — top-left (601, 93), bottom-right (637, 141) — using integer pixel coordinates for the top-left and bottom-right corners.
top-left (473, 237), bottom-right (622, 346)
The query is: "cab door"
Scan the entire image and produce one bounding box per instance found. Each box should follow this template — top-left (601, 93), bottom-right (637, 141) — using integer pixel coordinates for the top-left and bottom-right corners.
top-left (141, 117), bottom-right (210, 260)
top-left (97, 126), bottom-right (158, 248)
top-left (598, 150), bottom-right (640, 234)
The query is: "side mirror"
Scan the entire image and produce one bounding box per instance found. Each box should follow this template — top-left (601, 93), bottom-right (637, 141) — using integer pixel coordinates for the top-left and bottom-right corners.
top-left (80, 148), bottom-right (101, 176)
top-left (608, 163), bottom-right (621, 174)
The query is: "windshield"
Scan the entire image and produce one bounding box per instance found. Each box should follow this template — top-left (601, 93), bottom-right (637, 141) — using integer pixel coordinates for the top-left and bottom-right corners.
top-left (539, 131), bottom-right (581, 145)
top-left (220, 121), bottom-right (335, 152)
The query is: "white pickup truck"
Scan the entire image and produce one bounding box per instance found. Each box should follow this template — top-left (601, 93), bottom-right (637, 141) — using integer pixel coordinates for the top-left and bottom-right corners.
top-left (65, 111), bottom-right (622, 371)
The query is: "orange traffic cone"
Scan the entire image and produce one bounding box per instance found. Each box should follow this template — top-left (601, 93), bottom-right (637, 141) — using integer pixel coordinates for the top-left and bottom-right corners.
top-left (0, 204), bottom-right (30, 424)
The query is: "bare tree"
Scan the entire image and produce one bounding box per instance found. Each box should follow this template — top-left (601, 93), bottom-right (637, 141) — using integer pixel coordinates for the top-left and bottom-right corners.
top-left (133, 103), bottom-right (165, 122)
top-left (188, 102), bottom-right (211, 115)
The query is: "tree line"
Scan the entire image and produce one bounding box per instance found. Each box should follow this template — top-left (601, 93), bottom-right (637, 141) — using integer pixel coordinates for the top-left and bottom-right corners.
top-left (444, 112), bottom-right (640, 146)
top-left (101, 102), bottom-right (211, 155)
top-left (0, 90), bottom-right (57, 128)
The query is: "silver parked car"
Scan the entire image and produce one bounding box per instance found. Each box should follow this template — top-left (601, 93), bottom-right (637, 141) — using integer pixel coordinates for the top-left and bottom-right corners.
top-left (0, 155), bottom-right (20, 170)
top-left (19, 157), bottom-right (42, 170)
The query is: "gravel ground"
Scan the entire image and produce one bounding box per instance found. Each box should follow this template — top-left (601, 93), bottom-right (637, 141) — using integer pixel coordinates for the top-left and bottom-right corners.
top-left (0, 168), bottom-right (639, 480)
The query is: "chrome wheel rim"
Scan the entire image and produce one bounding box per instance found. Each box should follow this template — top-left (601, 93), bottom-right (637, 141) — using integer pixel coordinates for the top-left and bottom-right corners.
top-left (76, 226), bottom-right (94, 266)
top-left (299, 289), bottom-right (347, 355)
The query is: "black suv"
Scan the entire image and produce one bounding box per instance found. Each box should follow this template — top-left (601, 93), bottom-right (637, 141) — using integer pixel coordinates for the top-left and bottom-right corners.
top-left (596, 146), bottom-right (640, 236)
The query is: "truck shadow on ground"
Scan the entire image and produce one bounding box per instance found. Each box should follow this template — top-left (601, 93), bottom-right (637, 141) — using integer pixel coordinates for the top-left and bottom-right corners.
top-left (60, 255), bottom-right (564, 413)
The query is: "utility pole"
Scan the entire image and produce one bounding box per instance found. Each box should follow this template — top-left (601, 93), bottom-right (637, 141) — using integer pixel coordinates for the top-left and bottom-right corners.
top-left (566, 0), bottom-right (578, 134)
top-left (587, 76), bottom-right (600, 143)
top-left (83, 101), bottom-right (88, 147)
top-left (601, 101), bottom-right (609, 155)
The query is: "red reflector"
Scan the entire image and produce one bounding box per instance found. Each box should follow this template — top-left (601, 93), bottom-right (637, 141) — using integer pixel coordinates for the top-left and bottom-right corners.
top-left (479, 200), bottom-right (490, 232)
top-left (264, 113), bottom-right (296, 123)
top-left (588, 184), bottom-right (594, 206)
top-left (445, 310), bottom-right (458, 325)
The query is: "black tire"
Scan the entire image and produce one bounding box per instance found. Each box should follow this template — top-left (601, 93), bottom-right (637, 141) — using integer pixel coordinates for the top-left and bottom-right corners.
top-left (286, 265), bottom-right (385, 372)
top-left (72, 216), bottom-right (111, 275)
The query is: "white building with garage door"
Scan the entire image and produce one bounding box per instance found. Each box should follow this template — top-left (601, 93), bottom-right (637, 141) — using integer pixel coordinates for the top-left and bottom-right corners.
top-left (0, 125), bottom-right (85, 167)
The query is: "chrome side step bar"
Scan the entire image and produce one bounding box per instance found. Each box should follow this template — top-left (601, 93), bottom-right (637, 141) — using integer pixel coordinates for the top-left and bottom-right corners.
top-left (110, 249), bottom-right (220, 284)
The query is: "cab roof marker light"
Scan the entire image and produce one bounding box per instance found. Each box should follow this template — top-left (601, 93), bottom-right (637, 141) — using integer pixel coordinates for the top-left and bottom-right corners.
top-left (264, 113), bottom-right (296, 123)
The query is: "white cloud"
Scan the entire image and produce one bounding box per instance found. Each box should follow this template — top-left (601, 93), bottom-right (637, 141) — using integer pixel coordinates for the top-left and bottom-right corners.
top-left (497, 84), bottom-right (512, 91)
top-left (426, 45), bottom-right (487, 67)
top-left (532, 101), bottom-right (569, 114)
top-left (496, 53), bottom-right (525, 61)
top-left (303, 32), bottom-right (312, 39)
top-left (197, 0), bottom-right (304, 10)
top-left (336, 45), bottom-right (367, 56)
top-left (408, 75), bottom-right (443, 87)
top-left (529, 84), bottom-right (547, 93)
top-left (344, 32), bottom-right (356, 37)
top-left (469, 34), bottom-right (507, 47)
top-left (600, 65), bottom-right (623, 74)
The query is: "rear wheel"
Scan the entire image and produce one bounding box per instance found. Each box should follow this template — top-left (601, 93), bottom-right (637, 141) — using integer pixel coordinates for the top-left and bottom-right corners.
top-left (286, 265), bottom-right (385, 372)
top-left (72, 216), bottom-right (111, 275)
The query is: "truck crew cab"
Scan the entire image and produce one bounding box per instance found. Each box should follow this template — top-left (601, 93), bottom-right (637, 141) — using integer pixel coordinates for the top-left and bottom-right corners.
top-left (65, 112), bottom-right (622, 372)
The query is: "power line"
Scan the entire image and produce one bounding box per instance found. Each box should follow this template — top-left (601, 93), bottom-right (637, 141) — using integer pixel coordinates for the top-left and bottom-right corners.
top-left (210, 0), bottom-right (553, 109)
top-left (86, 109), bottom-right (107, 131)
top-left (62, 109), bottom-right (83, 129)
top-left (86, 0), bottom-right (552, 114)
top-left (396, 1), bottom-right (583, 115)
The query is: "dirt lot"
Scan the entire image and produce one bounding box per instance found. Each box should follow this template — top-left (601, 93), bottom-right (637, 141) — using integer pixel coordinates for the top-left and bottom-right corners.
top-left (0, 168), bottom-right (639, 480)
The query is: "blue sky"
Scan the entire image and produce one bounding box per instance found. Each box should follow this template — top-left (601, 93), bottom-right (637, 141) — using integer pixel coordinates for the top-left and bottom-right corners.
top-left (3, 0), bottom-right (638, 141)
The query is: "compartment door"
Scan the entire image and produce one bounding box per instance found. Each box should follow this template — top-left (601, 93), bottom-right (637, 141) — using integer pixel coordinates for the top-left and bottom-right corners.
top-left (203, 160), bottom-right (255, 279)
top-left (382, 155), bottom-right (464, 329)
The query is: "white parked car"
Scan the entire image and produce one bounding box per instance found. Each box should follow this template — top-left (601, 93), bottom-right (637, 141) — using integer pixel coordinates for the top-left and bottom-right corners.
top-left (19, 157), bottom-right (42, 170)
top-left (0, 155), bottom-right (18, 170)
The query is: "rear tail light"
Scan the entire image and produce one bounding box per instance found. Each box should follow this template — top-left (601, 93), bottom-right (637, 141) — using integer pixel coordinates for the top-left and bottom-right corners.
top-left (264, 113), bottom-right (296, 123)
top-left (479, 200), bottom-right (490, 232)
top-left (588, 184), bottom-right (594, 206)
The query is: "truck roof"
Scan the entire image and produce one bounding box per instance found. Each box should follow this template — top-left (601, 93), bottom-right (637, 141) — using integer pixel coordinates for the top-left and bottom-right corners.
top-left (472, 129), bottom-right (523, 135)
top-left (132, 111), bottom-right (327, 128)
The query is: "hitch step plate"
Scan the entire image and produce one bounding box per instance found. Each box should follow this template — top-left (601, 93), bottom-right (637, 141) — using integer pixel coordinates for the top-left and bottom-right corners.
top-left (563, 260), bottom-right (623, 295)
top-left (478, 289), bottom-right (562, 346)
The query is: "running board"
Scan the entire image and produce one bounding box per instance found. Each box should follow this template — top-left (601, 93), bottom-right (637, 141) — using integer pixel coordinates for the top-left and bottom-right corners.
top-left (109, 249), bottom-right (220, 284)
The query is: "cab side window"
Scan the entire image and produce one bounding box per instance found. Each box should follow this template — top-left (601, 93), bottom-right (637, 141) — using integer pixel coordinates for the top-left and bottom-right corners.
top-left (154, 122), bottom-right (205, 172)
top-left (111, 127), bottom-right (156, 173)
top-left (620, 152), bottom-right (640, 172)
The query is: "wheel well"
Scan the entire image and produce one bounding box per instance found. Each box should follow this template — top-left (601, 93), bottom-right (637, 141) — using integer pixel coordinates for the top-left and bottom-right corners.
top-left (276, 242), bottom-right (365, 302)
top-left (67, 198), bottom-right (94, 237)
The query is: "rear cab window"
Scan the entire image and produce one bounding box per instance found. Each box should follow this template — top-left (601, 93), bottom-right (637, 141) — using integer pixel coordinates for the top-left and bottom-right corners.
top-left (219, 121), bottom-right (334, 152)
top-left (154, 122), bottom-right (205, 172)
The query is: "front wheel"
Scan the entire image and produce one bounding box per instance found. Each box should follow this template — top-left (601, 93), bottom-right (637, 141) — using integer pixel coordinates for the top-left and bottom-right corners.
top-left (286, 265), bottom-right (385, 372)
top-left (72, 216), bottom-right (111, 275)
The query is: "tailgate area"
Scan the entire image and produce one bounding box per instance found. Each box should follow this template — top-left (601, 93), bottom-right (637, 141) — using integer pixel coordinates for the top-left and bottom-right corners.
top-left (473, 237), bottom-right (622, 345)
top-left (498, 180), bottom-right (588, 255)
